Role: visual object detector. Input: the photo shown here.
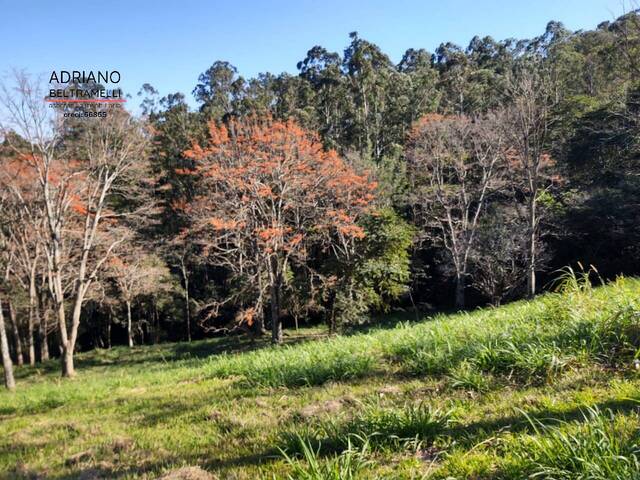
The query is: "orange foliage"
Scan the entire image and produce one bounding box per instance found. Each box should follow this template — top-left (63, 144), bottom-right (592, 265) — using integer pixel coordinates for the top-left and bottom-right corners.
top-left (178, 115), bottom-right (376, 262)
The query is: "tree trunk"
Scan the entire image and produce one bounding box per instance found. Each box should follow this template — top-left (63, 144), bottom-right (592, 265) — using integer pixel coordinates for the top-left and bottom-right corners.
top-left (126, 300), bottom-right (133, 348)
top-left (61, 287), bottom-right (87, 378)
top-left (39, 307), bottom-right (50, 362)
top-left (107, 316), bottom-right (112, 349)
top-left (181, 263), bottom-right (192, 343)
top-left (251, 306), bottom-right (265, 337)
top-left (455, 273), bottom-right (466, 310)
top-left (27, 269), bottom-right (37, 366)
top-left (0, 300), bottom-right (16, 391)
top-left (526, 197), bottom-right (537, 298)
top-left (270, 283), bottom-right (282, 344)
top-left (153, 300), bottom-right (160, 344)
top-left (8, 301), bottom-right (23, 366)
top-left (61, 344), bottom-right (74, 377)
top-left (58, 286), bottom-right (78, 376)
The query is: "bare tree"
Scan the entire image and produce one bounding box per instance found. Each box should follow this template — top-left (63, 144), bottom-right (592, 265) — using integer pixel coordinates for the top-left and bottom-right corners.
top-left (407, 112), bottom-right (507, 308)
top-left (1, 197), bottom-right (44, 365)
top-left (0, 71), bottom-right (150, 376)
top-left (617, 3), bottom-right (640, 79)
top-left (164, 242), bottom-right (196, 342)
top-left (0, 196), bottom-right (16, 390)
top-left (503, 63), bottom-right (556, 298)
top-left (107, 247), bottom-right (172, 347)
top-left (37, 268), bottom-right (51, 361)
top-left (470, 207), bottom-right (528, 306)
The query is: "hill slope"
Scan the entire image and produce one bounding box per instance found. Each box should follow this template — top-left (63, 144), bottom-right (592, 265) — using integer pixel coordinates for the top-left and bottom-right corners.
top-left (1, 276), bottom-right (639, 479)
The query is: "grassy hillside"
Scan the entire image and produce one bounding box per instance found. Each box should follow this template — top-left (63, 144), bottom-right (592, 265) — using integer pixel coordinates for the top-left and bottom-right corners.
top-left (1, 276), bottom-right (640, 479)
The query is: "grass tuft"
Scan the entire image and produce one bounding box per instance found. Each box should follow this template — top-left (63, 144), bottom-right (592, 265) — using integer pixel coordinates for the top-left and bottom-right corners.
top-left (280, 401), bottom-right (452, 454)
top-left (279, 434), bottom-right (372, 480)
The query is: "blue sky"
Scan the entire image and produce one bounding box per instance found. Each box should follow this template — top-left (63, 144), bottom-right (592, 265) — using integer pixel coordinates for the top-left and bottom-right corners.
top-left (0, 0), bottom-right (628, 109)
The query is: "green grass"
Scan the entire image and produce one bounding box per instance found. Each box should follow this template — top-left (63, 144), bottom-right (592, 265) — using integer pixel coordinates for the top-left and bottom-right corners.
top-left (279, 401), bottom-right (452, 455)
top-left (0, 276), bottom-right (639, 478)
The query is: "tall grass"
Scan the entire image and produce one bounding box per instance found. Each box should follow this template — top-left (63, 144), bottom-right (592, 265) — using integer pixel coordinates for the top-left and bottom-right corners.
top-left (205, 334), bottom-right (380, 388)
top-left (200, 275), bottom-right (639, 390)
top-left (280, 401), bottom-right (452, 454)
top-left (507, 407), bottom-right (640, 479)
top-left (279, 434), bottom-right (372, 480)
top-left (384, 275), bottom-right (640, 384)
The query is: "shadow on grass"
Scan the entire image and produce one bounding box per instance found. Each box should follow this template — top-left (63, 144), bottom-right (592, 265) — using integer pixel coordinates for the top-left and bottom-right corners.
top-left (265, 394), bottom-right (640, 463)
top-left (1, 435), bottom-right (185, 480)
top-left (11, 329), bottom-right (328, 382)
top-left (122, 396), bottom-right (213, 428)
top-left (203, 449), bottom-right (281, 473)
top-left (447, 395), bottom-right (640, 448)
top-left (43, 459), bottom-right (180, 480)
top-left (341, 308), bottom-right (435, 336)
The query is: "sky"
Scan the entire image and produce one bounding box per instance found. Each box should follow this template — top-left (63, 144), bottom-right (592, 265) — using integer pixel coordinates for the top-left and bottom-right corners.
top-left (0, 0), bottom-right (629, 110)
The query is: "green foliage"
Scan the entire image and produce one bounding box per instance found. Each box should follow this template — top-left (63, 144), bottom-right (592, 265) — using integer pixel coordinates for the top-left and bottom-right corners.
top-left (329, 208), bottom-right (415, 327)
top-left (356, 209), bottom-right (415, 313)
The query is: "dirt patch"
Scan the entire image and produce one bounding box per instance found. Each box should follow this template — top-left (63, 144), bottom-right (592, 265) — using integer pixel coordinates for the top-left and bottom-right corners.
top-left (206, 409), bottom-right (224, 422)
top-left (377, 385), bottom-right (402, 396)
top-left (157, 466), bottom-right (217, 480)
top-left (298, 399), bottom-right (344, 419)
top-left (77, 467), bottom-right (110, 480)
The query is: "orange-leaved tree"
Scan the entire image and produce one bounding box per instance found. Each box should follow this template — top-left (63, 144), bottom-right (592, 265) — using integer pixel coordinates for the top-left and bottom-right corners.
top-left (179, 116), bottom-right (376, 343)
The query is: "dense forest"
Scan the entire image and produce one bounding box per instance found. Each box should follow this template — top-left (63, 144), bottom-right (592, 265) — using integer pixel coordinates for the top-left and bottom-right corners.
top-left (1, 10), bottom-right (639, 386)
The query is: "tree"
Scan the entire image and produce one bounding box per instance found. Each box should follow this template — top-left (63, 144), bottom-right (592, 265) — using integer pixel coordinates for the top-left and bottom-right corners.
top-left (470, 207), bottom-right (528, 305)
top-left (503, 63), bottom-right (557, 297)
top-left (0, 147), bottom-right (47, 365)
top-left (0, 72), bottom-right (151, 376)
top-left (193, 61), bottom-right (246, 120)
top-left (179, 116), bottom-right (376, 343)
top-left (407, 112), bottom-right (507, 308)
top-left (323, 207), bottom-right (415, 330)
top-left (0, 294), bottom-right (15, 390)
top-left (2, 197), bottom-right (44, 365)
top-left (343, 32), bottom-right (397, 161)
top-left (107, 248), bottom-right (172, 347)
top-left (0, 195), bottom-right (16, 390)
top-left (298, 46), bottom-right (351, 150)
